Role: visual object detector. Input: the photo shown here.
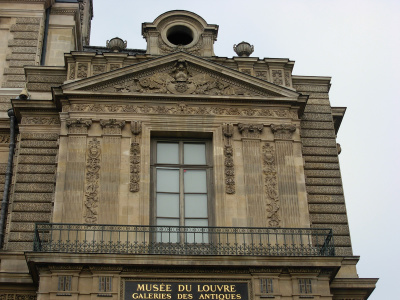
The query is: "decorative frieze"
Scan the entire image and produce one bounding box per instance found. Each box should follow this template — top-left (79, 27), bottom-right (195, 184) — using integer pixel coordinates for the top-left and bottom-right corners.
top-left (84, 138), bottom-right (101, 223)
top-left (93, 64), bottom-right (106, 75)
top-left (69, 63), bottom-right (76, 80)
top-left (0, 294), bottom-right (36, 300)
top-left (130, 121), bottom-right (142, 192)
top-left (0, 134), bottom-right (10, 143)
top-left (65, 103), bottom-right (298, 119)
top-left (284, 71), bottom-right (291, 87)
top-left (238, 123), bottom-right (263, 139)
top-left (21, 116), bottom-right (60, 125)
top-left (66, 118), bottom-right (92, 134)
top-left (100, 119), bottom-right (125, 135)
top-left (262, 143), bottom-right (280, 227)
top-left (271, 124), bottom-right (296, 139)
top-left (222, 123), bottom-right (235, 194)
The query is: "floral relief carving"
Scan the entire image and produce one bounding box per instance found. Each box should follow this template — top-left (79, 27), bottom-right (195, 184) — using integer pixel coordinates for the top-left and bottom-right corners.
top-left (238, 123), bottom-right (263, 138)
top-left (84, 138), bottom-right (100, 224)
top-left (263, 143), bottom-right (280, 227)
top-left (222, 123), bottom-right (235, 194)
top-left (130, 121), bottom-right (142, 192)
top-left (100, 119), bottom-right (125, 135)
top-left (93, 64), bottom-right (105, 75)
top-left (68, 63), bottom-right (76, 80)
top-left (271, 124), bottom-right (296, 139)
top-left (284, 71), bottom-right (291, 87)
top-left (0, 134), bottom-right (10, 143)
top-left (66, 118), bottom-right (92, 134)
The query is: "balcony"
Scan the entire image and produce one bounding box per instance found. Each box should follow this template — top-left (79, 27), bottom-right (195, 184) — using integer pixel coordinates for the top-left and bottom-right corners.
top-left (33, 223), bottom-right (335, 257)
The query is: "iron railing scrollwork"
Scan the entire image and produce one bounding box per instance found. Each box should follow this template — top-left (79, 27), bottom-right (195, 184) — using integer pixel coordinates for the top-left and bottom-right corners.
top-left (33, 223), bottom-right (335, 256)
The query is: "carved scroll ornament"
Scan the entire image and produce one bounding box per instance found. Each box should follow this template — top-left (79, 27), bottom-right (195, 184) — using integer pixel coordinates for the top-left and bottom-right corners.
top-left (271, 124), bottom-right (296, 139)
top-left (238, 123), bottom-right (263, 139)
top-left (130, 121), bottom-right (142, 192)
top-left (222, 123), bottom-right (235, 194)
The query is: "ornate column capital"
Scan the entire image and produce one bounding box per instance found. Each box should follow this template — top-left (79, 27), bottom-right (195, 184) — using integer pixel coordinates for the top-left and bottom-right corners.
top-left (238, 123), bottom-right (263, 138)
top-left (66, 118), bottom-right (92, 134)
top-left (100, 119), bottom-right (125, 134)
top-left (271, 124), bottom-right (296, 140)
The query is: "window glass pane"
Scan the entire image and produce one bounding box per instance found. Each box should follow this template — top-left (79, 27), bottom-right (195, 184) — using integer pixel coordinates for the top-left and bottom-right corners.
top-left (156, 218), bottom-right (179, 243)
top-left (157, 168), bottom-right (179, 192)
top-left (185, 219), bottom-right (209, 243)
top-left (184, 143), bottom-right (206, 165)
top-left (157, 143), bottom-right (179, 164)
top-left (157, 193), bottom-right (179, 218)
top-left (185, 194), bottom-right (207, 218)
top-left (184, 170), bottom-right (207, 193)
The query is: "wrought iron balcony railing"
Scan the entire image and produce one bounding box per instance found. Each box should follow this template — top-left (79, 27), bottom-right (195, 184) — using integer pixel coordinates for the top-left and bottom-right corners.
top-left (33, 223), bottom-right (335, 256)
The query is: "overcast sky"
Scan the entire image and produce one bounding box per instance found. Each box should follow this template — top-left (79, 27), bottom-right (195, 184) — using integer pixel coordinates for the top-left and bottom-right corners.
top-left (90, 1), bottom-right (400, 299)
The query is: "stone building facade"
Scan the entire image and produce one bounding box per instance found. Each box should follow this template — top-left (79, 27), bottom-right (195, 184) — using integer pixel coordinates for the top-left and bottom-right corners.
top-left (0, 1), bottom-right (377, 300)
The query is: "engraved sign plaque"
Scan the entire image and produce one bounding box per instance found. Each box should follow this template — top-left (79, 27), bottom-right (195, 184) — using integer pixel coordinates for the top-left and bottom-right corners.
top-left (124, 281), bottom-right (249, 300)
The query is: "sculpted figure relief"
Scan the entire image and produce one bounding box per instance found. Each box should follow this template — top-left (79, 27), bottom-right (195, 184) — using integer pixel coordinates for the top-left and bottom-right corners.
top-left (106, 59), bottom-right (257, 96)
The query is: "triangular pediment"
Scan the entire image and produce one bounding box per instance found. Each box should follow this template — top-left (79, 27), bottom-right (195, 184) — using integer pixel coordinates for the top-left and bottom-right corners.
top-left (62, 52), bottom-right (300, 100)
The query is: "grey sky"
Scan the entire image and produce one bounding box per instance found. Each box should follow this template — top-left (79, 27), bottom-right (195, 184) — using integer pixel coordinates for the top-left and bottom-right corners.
top-left (90, 1), bottom-right (400, 298)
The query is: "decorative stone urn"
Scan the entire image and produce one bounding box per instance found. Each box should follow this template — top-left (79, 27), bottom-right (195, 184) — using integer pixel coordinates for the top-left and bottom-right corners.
top-left (106, 37), bottom-right (127, 52)
top-left (233, 41), bottom-right (254, 57)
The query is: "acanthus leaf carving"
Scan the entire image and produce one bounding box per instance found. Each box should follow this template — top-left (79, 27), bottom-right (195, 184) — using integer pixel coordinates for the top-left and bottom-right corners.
top-left (130, 121), bottom-right (142, 192)
top-left (100, 119), bottom-right (125, 135)
top-left (223, 123), bottom-right (235, 194)
top-left (66, 118), bottom-right (92, 134)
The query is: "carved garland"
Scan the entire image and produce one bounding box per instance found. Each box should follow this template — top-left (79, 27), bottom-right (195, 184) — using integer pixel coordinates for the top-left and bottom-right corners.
top-left (263, 143), bottom-right (280, 227)
top-left (84, 138), bottom-right (101, 223)
top-left (222, 123), bottom-right (235, 194)
top-left (130, 121), bottom-right (142, 192)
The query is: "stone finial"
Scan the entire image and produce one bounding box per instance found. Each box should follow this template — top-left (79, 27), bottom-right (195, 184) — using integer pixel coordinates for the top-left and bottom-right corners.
top-left (233, 41), bottom-right (254, 57)
top-left (106, 37), bottom-right (127, 52)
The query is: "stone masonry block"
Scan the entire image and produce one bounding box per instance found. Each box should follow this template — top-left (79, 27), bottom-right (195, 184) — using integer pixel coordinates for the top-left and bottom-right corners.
top-left (20, 140), bottom-right (58, 148)
top-left (306, 178), bottom-right (343, 186)
top-left (302, 138), bottom-right (337, 147)
top-left (8, 39), bottom-right (38, 47)
top-left (10, 222), bottom-right (36, 232)
top-left (5, 75), bottom-right (25, 82)
top-left (335, 247), bottom-right (353, 256)
top-left (307, 93), bottom-right (329, 99)
top-left (307, 194), bottom-right (345, 203)
top-left (13, 202), bottom-right (52, 212)
top-left (8, 232), bottom-right (35, 242)
top-left (9, 60), bottom-right (35, 68)
top-left (304, 105), bottom-right (332, 114)
top-left (27, 83), bottom-right (59, 91)
top-left (310, 213), bottom-right (348, 224)
top-left (302, 147), bottom-right (338, 156)
top-left (19, 148), bottom-right (58, 156)
top-left (302, 113), bottom-right (333, 122)
top-left (304, 170), bottom-right (341, 178)
top-left (311, 223), bottom-right (350, 235)
top-left (3, 68), bottom-right (25, 75)
top-left (307, 186), bottom-right (344, 195)
top-left (301, 121), bottom-right (334, 130)
top-left (301, 129), bottom-right (336, 138)
top-left (16, 173), bottom-right (56, 183)
top-left (17, 164), bottom-right (56, 174)
top-left (18, 155), bottom-right (57, 164)
top-left (6, 241), bottom-right (32, 251)
top-left (10, 24), bottom-right (40, 32)
top-left (11, 212), bottom-right (50, 222)
top-left (13, 31), bottom-right (39, 39)
top-left (27, 75), bottom-right (66, 83)
top-left (1, 82), bottom-right (25, 88)
top-left (20, 133), bottom-right (59, 140)
top-left (6, 53), bottom-right (36, 61)
top-left (332, 236), bottom-right (352, 247)
top-left (16, 17), bottom-right (41, 24)
top-left (13, 193), bottom-right (53, 202)
top-left (309, 204), bottom-right (346, 214)
top-left (14, 183), bottom-right (54, 193)
top-left (304, 156), bottom-right (339, 163)
top-left (304, 162), bottom-right (339, 170)
top-left (11, 46), bottom-right (37, 54)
